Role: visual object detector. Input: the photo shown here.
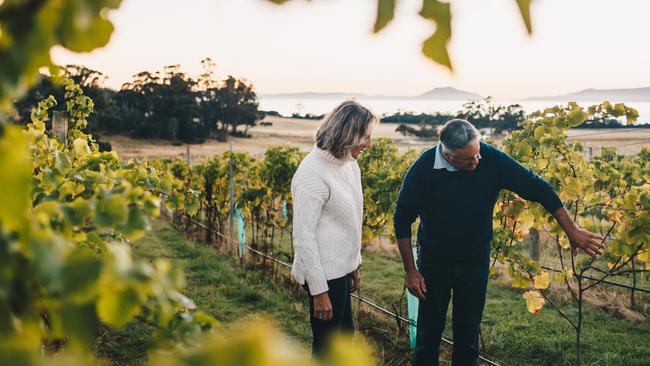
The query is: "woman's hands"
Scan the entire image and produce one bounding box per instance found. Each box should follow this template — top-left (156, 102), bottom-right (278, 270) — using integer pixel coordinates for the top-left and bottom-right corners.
top-left (349, 268), bottom-right (361, 292)
top-left (313, 269), bottom-right (360, 321)
top-left (313, 292), bottom-right (333, 321)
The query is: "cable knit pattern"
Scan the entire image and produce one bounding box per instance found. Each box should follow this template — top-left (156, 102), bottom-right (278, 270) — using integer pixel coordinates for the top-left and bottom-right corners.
top-left (291, 146), bottom-right (363, 295)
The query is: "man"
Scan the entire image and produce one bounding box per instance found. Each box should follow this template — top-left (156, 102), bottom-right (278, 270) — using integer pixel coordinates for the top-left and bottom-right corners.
top-left (393, 119), bottom-right (605, 366)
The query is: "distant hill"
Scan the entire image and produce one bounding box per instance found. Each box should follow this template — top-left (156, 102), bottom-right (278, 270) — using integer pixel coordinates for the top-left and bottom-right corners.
top-left (261, 92), bottom-right (365, 99)
top-left (526, 87), bottom-right (650, 102)
top-left (415, 86), bottom-right (483, 100)
top-left (261, 87), bottom-right (483, 100)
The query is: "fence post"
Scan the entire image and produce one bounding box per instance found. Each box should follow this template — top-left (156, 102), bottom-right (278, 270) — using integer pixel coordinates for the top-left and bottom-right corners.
top-left (52, 111), bottom-right (68, 147)
top-left (406, 247), bottom-right (419, 349)
top-left (229, 139), bottom-right (235, 256)
top-left (237, 207), bottom-right (246, 259)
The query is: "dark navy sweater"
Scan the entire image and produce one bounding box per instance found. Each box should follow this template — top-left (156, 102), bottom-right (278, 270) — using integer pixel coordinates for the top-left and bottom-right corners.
top-left (393, 142), bottom-right (563, 263)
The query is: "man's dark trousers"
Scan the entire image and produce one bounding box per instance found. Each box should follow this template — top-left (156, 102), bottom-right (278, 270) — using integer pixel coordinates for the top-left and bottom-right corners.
top-left (413, 254), bottom-right (490, 366)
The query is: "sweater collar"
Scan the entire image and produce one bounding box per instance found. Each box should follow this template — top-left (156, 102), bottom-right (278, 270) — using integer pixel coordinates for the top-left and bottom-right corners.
top-left (314, 146), bottom-right (354, 166)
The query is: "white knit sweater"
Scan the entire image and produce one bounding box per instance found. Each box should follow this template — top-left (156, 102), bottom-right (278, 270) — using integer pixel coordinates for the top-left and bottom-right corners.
top-left (291, 146), bottom-right (363, 295)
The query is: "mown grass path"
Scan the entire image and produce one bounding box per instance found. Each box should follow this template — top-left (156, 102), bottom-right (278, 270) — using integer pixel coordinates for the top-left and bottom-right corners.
top-left (97, 219), bottom-right (312, 365)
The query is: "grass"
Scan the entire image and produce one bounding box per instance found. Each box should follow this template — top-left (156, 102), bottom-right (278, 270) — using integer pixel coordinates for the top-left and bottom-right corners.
top-left (360, 249), bottom-right (650, 365)
top-left (96, 219), bottom-right (313, 365)
top-left (263, 226), bottom-right (649, 365)
top-left (97, 219), bottom-right (649, 366)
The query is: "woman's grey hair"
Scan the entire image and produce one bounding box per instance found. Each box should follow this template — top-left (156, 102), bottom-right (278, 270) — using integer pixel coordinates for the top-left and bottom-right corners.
top-left (437, 119), bottom-right (481, 157)
top-left (315, 100), bottom-right (377, 159)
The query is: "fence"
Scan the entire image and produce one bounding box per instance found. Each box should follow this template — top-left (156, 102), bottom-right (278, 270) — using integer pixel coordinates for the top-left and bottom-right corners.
top-left (158, 198), bottom-right (504, 366)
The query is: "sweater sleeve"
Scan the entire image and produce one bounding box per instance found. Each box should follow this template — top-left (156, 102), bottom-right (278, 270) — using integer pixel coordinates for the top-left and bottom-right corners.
top-left (496, 149), bottom-right (564, 213)
top-left (393, 161), bottom-right (423, 240)
top-left (291, 172), bottom-right (330, 295)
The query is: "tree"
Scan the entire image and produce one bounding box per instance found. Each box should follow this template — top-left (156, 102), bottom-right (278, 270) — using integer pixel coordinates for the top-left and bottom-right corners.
top-left (197, 59), bottom-right (261, 142)
top-left (217, 76), bottom-right (260, 137)
top-left (117, 66), bottom-right (203, 142)
top-left (456, 97), bottom-right (526, 135)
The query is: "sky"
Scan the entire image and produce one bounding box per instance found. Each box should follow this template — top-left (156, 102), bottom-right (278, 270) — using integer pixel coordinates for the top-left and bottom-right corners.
top-left (50, 0), bottom-right (650, 100)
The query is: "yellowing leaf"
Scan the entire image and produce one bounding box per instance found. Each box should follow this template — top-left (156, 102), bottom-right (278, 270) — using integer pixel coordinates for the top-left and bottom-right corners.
top-left (515, 0), bottom-right (533, 34)
top-left (638, 250), bottom-right (648, 264)
top-left (420, 0), bottom-right (453, 71)
top-left (558, 234), bottom-right (571, 249)
top-left (608, 210), bottom-right (622, 223)
top-left (73, 138), bottom-right (91, 157)
top-left (523, 290), bottom-right (545, 315)
top-left (533, 271), bottom-right (550, 289)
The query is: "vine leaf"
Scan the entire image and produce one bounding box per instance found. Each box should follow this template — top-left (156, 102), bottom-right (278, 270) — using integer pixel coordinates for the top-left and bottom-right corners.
top-left (0, 126), bottom-right (31, 232)
top-left (515, 0), bottom-right (533, 34)
top-left (533, 271), bottom-right (551, 289)
top-left (419, 0), bottom-right (453, 71)
top-left (523, 290), bottom-right (545, 314)
top-left (374, 0), bottom-right (396, 32)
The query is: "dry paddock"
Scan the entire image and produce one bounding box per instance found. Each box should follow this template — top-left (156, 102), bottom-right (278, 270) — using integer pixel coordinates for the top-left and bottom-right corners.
top-left (104, 116), bottom-right (650, 164)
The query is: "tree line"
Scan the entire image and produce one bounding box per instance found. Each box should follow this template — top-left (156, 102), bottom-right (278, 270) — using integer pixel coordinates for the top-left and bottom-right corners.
top-left (386, 98), bottom-right (527, 138)
top-left (385, 97), bottom-right (639, 139)
top-left (13, 59), bottom-right (261, 143)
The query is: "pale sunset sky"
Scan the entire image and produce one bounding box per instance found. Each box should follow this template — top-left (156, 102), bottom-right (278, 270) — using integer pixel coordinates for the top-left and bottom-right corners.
top-left (51, 0), bottom-right (650, 100)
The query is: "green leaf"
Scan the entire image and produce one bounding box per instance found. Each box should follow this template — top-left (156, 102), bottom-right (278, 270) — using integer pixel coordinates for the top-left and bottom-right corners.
top-left (374, 0), bottom-right (396, 32)
top-left (97, 286), bottom-right (141, 328)
top-left (419, 0), bottom-right (453, 71)
top-left (60, 304), bottom-right (101, 349)
top-left (116, 207), bottom-right (150, 241)
top-left (63, 197), bottom-right (94, 226)
top-left (61, 250), bottom-right (103, 302)
top-left (55, 150), bottom-right (72, 173)
top-left (0, 126), bottom-right (31, 232)
top-left (95, 194), bottom-right (128, 227)
top-left (515, 0), bottom-right (533, 34)
top-left (56, 1), bottom-right (123, 52)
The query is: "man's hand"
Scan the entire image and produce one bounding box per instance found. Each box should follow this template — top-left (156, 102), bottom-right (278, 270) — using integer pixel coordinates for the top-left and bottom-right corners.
top-left (567, 227), bottom-right (605, 259)
top-left (405, 269), bottom-right (427, 299)
top-left (313, 292), bottom-right (333, 321)
top-left (553, 207), bottom-right (606, 259)
top-left (349, 268), bottom-right (360, 293)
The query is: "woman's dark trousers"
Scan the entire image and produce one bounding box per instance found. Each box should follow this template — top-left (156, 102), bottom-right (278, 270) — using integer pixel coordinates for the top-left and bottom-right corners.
top-left (306, 274), bottom-right (354, 358)
top-left (413, 257), bottom-right (490, 366)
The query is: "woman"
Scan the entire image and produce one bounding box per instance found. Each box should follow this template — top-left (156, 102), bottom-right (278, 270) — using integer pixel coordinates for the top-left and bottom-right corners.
top-left (291, 100), bottom-right (376, 357)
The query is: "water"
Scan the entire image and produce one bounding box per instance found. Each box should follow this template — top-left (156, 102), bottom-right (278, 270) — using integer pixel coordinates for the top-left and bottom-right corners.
top-left (259, 96), bottom-right (650, 124)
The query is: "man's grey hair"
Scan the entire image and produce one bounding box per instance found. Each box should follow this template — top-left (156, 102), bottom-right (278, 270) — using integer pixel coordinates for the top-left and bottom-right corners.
top-left (315, 100), bottom-right (377, 159)
top-left (437, 119), bottom-right (482, 157)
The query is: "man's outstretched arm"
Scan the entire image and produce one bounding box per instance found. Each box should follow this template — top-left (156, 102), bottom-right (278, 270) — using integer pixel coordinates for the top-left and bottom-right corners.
top-left (497, 149), bottom-right (606, 259)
